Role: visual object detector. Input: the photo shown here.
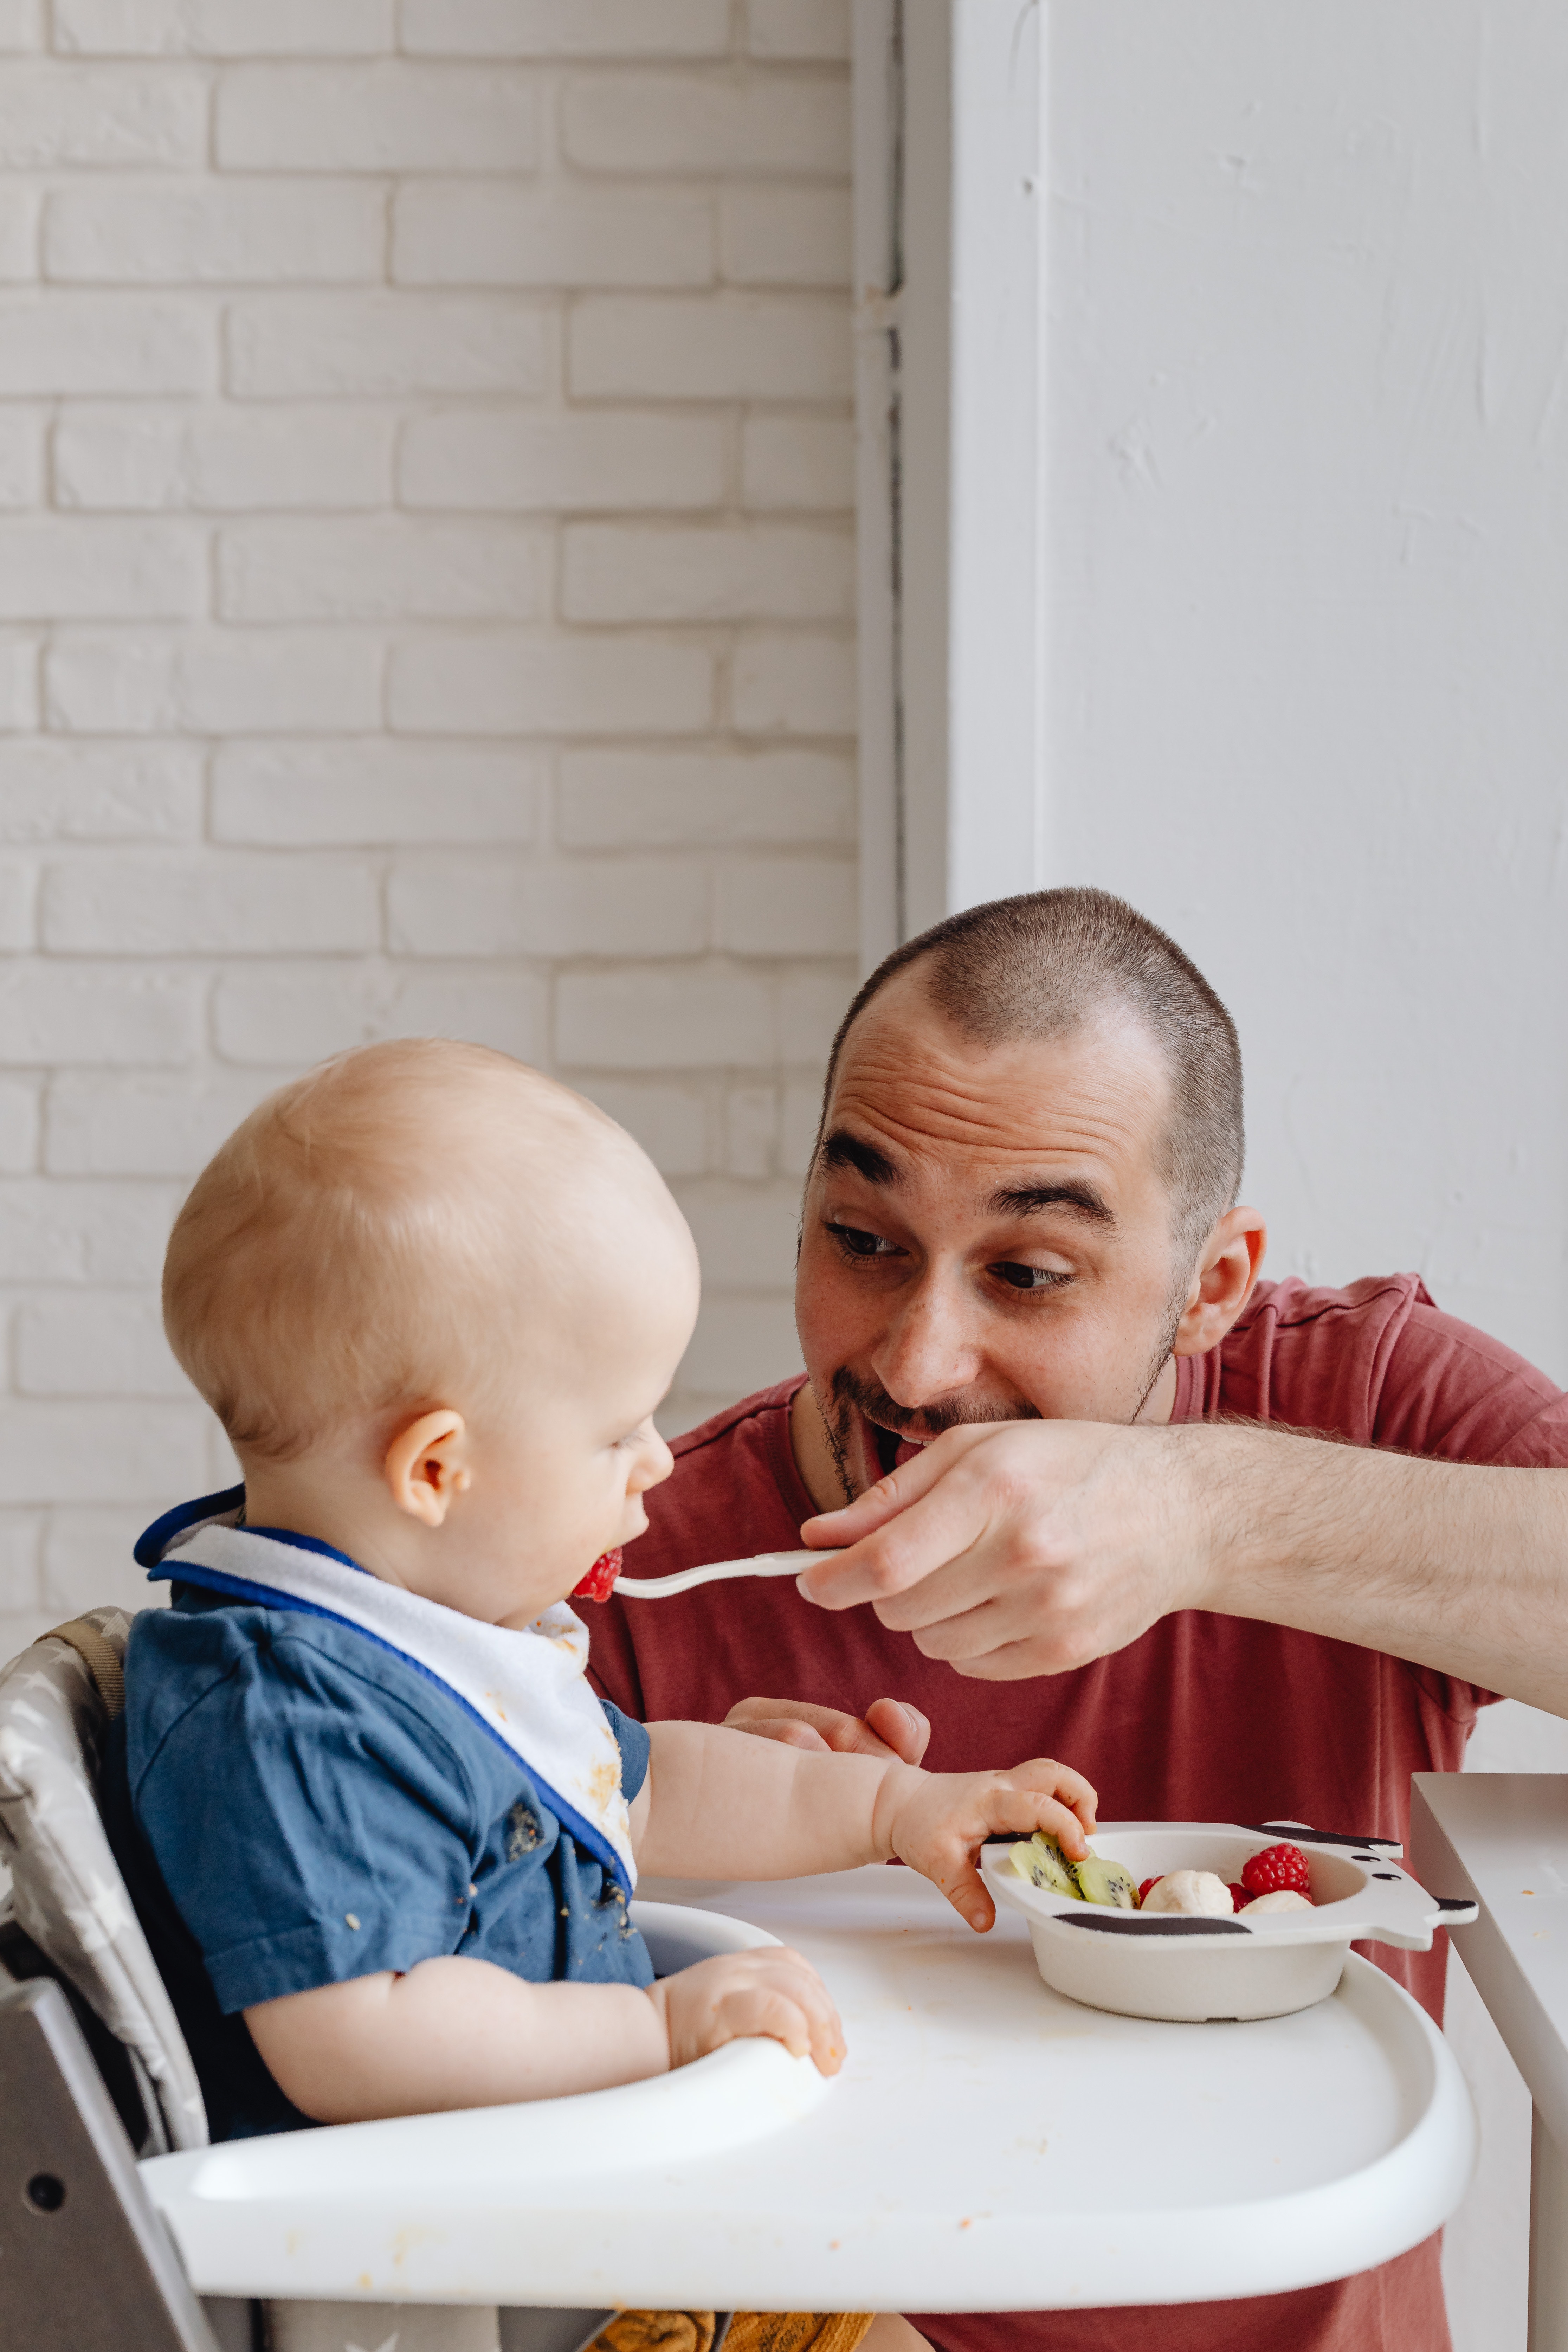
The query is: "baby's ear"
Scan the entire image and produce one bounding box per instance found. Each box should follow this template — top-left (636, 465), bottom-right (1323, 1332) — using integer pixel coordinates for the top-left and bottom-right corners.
top-left (384, 1410), bottom-right (470, 1527)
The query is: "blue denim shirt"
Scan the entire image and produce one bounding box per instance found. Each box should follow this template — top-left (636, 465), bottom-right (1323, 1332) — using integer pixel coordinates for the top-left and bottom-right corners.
top-left (102, 1581), bottom-right (652, 2140)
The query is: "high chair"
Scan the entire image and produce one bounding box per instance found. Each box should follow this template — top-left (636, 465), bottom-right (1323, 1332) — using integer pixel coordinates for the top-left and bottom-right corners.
top-left (0, 1610), bottom-right (713, 2352)
top-left (3, 1613), bottom-right (1472, 2336)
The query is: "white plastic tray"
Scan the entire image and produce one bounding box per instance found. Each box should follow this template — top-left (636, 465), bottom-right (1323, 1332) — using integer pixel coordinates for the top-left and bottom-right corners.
top-left (141, 1865), bottom-right (1477, 2313)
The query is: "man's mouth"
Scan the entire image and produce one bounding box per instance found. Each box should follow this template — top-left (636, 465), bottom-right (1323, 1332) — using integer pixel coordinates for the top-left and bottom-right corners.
top-left (870, 1420), bottom-right (927, 1477)
top-left (819, 1366), bottom-right (1037, 1501)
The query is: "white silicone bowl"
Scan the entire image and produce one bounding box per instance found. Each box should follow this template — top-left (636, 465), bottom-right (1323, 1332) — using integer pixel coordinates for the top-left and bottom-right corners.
top-left (982, 1819), bottom-right (1477, 2023)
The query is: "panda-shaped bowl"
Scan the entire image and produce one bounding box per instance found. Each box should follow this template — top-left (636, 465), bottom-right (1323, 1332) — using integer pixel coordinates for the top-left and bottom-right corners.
top-left (981, 1820), bottom-right (1477, 2023)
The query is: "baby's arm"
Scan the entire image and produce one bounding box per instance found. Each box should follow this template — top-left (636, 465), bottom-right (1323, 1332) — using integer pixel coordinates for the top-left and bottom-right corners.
top-left (247, 1958), bottom-right (664, 2121)
top-left (634, 1723), bottom-right (1097, 1932)
top-left (246, 1941), bottom-right (844, 2125)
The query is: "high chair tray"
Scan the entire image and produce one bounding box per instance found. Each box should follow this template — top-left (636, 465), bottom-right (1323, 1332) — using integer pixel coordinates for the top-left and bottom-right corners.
top-left (141, 1867), bottom-right (1475, 2313)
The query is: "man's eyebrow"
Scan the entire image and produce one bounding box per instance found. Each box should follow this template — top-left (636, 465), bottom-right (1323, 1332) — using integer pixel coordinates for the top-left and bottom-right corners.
top-left (819, 1129), bottom-right (902, 1186)
top-left (987, 1178), bottom-right (1115, 1224)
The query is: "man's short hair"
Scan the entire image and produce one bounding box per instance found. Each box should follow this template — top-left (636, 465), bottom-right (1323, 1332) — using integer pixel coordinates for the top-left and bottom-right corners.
top-left (819, 888), bottom-right (1245, 1260)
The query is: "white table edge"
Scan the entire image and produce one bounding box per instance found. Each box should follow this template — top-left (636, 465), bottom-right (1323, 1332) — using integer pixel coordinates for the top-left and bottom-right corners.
top-left (1410, 1771), bottom-right (1568, 2352)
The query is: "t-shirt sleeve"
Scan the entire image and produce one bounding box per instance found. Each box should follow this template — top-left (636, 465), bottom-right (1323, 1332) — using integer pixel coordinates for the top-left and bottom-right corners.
top-left (131, 1629), bottom-right (483, 2016)
top-left (600, 1697), bottom-right (650, 1802)
top-left (1372, 1296), bottom-right (1568, 1467)
top-left (1366, 1291), bottom-right (1568, 1717)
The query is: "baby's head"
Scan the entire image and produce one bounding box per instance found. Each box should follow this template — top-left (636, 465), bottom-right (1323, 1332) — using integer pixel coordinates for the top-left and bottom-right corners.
top-left (164, 1040), bottom-right (699, 1624)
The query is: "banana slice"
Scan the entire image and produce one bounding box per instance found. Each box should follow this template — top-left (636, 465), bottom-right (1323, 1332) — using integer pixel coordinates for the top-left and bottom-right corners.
top-left (1140, 1869), bottom-right (1234, 1917)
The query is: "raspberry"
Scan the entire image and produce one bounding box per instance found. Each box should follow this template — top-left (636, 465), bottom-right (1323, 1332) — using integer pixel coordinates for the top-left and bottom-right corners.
top-left (1227, 1883), bottom-right (1250, 1914)
top-left (1241, 1843), bottom-right (1311, 1901)
top-left (1138, 1877), bottom-right (1161, 1906)
top-left (572, 1548), bottom-right (622, 1604)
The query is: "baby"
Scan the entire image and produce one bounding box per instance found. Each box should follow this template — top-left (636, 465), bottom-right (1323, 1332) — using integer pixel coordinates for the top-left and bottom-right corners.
top-left (103, 1042), bottom-right (1095, 2344)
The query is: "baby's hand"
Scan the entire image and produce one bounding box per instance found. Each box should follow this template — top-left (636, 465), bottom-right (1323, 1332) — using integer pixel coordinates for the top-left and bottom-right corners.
top-left (649, 1947), bottom-right (846, 2077)
top-left (880, 1758), bottom-right (1098, 1933)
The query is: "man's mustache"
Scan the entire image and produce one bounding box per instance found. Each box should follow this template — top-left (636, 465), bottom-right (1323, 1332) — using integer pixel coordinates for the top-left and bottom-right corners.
top-left (827, 1365), bottom-right (1042, 1443)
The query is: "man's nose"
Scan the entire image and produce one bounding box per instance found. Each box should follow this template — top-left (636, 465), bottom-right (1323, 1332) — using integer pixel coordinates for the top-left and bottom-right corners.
top-left (871, 1272), bottom-right (985, 1409)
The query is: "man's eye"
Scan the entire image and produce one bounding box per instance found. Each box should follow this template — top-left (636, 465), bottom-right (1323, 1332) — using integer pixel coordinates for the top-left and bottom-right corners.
top-left (827, 1222), bottom-right (897, 1261)
top-left (992, 1262), bottom-right (1068, 1292)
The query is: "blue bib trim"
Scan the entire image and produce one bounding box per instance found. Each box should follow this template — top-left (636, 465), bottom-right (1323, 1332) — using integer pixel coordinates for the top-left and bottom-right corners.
top-left (135, 1500), bottom-right (632, 1900)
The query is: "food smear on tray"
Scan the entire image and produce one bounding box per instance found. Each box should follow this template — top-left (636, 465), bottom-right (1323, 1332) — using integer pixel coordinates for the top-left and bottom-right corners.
top-left (1010, 1836), bottom-right (1317, 1916)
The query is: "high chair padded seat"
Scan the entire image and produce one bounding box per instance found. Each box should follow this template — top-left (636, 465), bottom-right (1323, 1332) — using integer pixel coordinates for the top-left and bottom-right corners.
top-left (0, 1607), bottom-right (208, 2152)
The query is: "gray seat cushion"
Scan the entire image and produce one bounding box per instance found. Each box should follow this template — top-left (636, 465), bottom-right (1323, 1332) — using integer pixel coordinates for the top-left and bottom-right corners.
top-left (0, 1609), bottom-right (207, 2152)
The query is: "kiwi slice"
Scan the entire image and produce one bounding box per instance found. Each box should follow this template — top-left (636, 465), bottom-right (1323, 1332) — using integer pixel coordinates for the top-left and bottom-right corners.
top-left (1010, 1830), bottom-right (1079, 1899)
top-left (1072, 1855), bottom-right (1140, 1909)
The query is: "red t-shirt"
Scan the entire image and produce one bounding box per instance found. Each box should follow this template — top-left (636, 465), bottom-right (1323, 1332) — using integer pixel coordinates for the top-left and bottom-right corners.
top-left (589, 1276), bottom-right (1568, 2352)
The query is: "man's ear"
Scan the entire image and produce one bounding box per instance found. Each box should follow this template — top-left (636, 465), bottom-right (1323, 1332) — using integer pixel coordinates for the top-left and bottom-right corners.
top-left (383, 1410), bottom-right (471, 1528)
top-left (1172, 1207), bottom-right (1267, 1358)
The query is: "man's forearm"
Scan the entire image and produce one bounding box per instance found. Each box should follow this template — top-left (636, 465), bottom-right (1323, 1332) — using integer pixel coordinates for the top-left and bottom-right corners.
top-left (1190, 1425), bottom-right (1568, 1713)
top-left (637, 1720), bottom-right (897, 1880)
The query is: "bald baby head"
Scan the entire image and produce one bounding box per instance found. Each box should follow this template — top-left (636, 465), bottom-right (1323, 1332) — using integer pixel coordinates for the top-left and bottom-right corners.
top-left (165, 1040), bottom-right (695, 1465)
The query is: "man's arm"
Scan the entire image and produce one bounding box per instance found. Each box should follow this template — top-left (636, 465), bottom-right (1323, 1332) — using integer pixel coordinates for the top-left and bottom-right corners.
top-left (791, 1418), bottom-right (1568, 1717)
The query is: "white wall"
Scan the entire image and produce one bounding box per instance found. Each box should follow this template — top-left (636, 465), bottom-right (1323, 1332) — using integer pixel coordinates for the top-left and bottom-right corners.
top-left (0, 0), bottom-right (857, 1657)
top-left (1047, 0), bottom-right (1568, 1385)
top-left (1041, 8), bottom-right (1568, 2346)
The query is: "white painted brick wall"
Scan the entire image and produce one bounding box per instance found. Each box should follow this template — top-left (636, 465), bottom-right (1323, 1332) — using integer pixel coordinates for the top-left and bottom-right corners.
top-left (0, 1), bottom-right (854, 1655)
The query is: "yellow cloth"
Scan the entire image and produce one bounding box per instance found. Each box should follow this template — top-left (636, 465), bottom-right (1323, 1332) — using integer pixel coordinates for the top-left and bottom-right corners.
top-left (591, 2315), bottom-right (875, 2352)
top-left (589, 2321), bottom-right (716, 2352)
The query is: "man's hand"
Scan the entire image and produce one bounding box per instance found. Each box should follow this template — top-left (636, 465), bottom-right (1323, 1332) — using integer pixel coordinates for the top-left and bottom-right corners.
top-left (794, 1420), bottom-right (1210, 1679)
top-left (650, 1947), bottom-right (846, 2075)
top-left (723, 1693), bottom-right (931, 1764)
top-left (875, 1756), bottom-right (1099, 1932)
top-left (788, 1413), bottom-right (1568, 1718)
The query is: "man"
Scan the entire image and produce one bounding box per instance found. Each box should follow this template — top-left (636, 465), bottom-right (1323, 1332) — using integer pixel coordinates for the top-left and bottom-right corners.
top-left (589, 888), bottom-right (1568, 2352)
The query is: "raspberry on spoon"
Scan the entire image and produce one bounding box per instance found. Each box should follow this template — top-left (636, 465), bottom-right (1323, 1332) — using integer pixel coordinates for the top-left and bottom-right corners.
top-left (572, 1548), bottom-right (622, 1603)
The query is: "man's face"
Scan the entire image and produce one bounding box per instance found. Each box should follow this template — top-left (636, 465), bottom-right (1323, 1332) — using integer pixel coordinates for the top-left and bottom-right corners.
top-left (795, 972), bottom-right (1198, 1499)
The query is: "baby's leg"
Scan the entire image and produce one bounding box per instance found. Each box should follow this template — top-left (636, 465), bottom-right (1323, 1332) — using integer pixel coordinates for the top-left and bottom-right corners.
top-left (863, 2322), bottom-right (929, 2350)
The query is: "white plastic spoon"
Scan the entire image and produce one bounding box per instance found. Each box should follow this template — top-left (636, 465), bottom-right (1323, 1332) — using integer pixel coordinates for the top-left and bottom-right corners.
top-left (612, 1547), bottom-right (840, 1600)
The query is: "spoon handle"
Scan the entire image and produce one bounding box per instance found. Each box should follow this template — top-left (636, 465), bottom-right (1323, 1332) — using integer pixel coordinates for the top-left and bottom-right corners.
top-left (612, 1548), bottom-right (835, 1600)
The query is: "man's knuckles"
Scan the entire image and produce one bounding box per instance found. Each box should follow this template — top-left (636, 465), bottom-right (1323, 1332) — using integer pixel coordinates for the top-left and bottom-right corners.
top-left (849, 1538), bottom-right (925, 1599)
top-left (768, 1719), bottom-right (832, 1750)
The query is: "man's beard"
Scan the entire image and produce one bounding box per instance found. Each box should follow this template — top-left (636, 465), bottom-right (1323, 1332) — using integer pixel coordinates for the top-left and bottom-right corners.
top-left (807, 1280), bottom-right (1190, 1505)
top-left (1135, 1277), bottom-right (1191, 1419)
